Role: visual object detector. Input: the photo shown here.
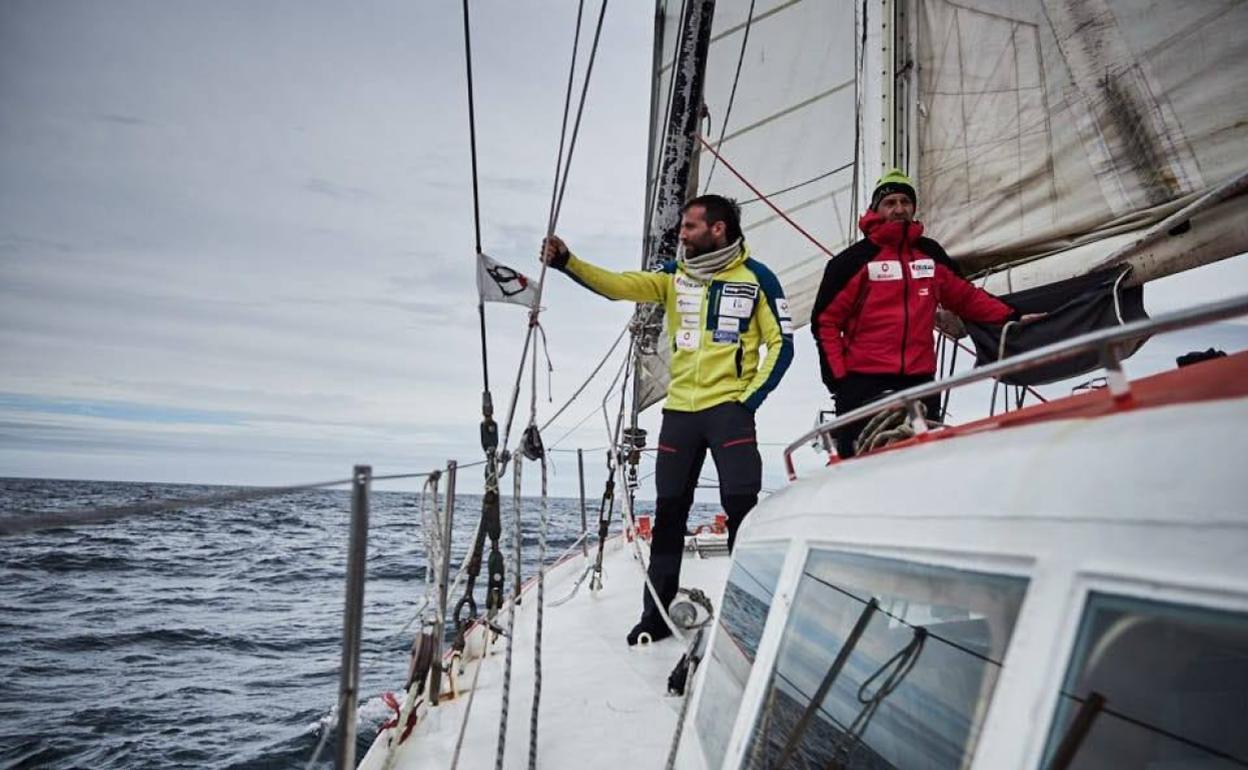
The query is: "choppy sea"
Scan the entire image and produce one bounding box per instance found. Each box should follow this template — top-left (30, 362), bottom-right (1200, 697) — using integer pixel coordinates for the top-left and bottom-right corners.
top-left (0, 477), bottom-right (718, 769)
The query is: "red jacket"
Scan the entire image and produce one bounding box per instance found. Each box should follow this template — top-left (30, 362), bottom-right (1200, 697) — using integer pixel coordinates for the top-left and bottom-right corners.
top-left (811, 211), bottom-right (1017, 386)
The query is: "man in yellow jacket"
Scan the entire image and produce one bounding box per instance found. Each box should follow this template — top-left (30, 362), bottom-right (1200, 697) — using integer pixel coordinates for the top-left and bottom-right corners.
top-left (542, 194), bottom-right (793, 644)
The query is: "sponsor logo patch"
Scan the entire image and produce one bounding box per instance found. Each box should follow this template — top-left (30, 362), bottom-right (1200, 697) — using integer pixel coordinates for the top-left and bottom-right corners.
top-left (867, 260), bottom-right (903, 281)
top-left (775, 297), bottom-right (793, 335)
top-left (712, 330), bottom-right (740, 344)
top-left (720, 282), bottom-right (759, 298)
top-left (674, 275), bottom-right (704, 294)
top-left (675, 329), bottom-right (699, 351)
top-left (910, 258), bottom-right (935, 279)
top-left (718, 317), bottom-right (740, 332)
top-left (676, 295), bottom-right (701, 314)
top-left (718, 295), bottom-right (754, 319)
top-left (681, 314), bottom-right (700, 329)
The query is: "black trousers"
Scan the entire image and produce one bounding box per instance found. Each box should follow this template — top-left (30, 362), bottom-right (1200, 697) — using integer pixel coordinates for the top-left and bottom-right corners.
top-left (832, 372), bottom-right (941, 458)
top-left (641, 402), bottom-right (762, 621)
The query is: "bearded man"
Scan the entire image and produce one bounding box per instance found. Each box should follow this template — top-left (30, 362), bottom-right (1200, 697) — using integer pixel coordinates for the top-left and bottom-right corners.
top-left (542, 194), bottom-right (792, 645)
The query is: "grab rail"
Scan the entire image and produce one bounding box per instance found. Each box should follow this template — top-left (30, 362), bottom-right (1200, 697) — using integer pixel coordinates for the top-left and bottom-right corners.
top-left (783, 293), bottom-right (1248, 480)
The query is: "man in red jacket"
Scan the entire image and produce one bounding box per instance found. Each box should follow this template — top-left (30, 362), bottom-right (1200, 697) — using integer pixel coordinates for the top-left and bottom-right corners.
top-left (811, 169), bottom-right (1030, 457)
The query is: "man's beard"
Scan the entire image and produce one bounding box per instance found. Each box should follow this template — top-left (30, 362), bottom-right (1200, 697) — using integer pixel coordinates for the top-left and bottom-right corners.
top-left (682, 236), bottom-right (719, 258)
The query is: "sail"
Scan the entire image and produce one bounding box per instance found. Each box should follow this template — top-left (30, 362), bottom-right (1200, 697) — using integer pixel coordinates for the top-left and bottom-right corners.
top-left (638, 0), bottom-right (863, 409)
top-left (913, 0), bottom-right (1248, 279)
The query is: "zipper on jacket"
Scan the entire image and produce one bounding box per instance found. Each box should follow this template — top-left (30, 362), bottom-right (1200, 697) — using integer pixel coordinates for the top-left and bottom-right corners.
top-left (900, 222), bottom-right (910, 375)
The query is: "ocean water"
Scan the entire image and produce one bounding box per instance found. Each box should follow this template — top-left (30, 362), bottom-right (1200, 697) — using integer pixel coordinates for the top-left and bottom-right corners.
top-left (0, 478), bottom-right (719, 769)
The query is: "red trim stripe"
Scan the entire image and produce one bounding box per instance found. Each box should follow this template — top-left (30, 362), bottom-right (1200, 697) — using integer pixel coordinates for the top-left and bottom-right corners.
top-left (722, 436), bottom-right (756, 448)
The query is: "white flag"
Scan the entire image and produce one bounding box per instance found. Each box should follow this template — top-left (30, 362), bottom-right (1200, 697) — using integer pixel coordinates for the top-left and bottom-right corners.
top-left (476, 252), bottom-right (541, 306)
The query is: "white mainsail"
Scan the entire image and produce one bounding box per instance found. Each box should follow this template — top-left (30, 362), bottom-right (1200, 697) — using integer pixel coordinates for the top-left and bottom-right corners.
top-left (638, 0), bottom-right (863, 409)
top-left (637, 0), bottom-right (1248, 408)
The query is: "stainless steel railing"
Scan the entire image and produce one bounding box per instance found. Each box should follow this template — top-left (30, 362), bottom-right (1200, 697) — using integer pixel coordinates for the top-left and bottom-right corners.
top-left (784, 293), bottom-right (1248, 480)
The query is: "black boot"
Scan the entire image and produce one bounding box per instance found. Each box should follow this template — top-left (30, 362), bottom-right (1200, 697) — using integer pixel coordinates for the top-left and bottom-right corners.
top-left (627, 552), bottom-right (681, 645)
top-left (626, 615), bottom-right (673, 646)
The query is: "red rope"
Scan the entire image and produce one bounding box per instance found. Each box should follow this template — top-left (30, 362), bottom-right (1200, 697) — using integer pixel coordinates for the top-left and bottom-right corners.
top-left (695, 134), bottom-right (837, 258)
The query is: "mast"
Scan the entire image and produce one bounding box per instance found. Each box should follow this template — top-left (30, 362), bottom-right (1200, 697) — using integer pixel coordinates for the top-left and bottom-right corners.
top-left (643, 0), bottom-right (716, 272)
top-left (631, 0), bottom-right (716, 414)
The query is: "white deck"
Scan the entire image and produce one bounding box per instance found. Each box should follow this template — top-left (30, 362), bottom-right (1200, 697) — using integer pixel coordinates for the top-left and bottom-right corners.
top-left (360, 534), bottom-right (732, 769)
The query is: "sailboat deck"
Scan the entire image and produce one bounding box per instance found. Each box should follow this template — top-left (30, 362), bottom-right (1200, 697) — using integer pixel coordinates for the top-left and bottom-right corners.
top-left (360, 536), bottom-right (732, 769)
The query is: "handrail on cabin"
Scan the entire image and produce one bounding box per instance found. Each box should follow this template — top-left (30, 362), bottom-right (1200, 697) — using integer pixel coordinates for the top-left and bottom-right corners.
top-left (783, 293), bottom-right (1248, 481)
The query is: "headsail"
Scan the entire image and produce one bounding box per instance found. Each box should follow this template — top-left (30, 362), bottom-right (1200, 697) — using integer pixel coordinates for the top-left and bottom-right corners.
top-left (911, 0), bottom-right (1248, 286)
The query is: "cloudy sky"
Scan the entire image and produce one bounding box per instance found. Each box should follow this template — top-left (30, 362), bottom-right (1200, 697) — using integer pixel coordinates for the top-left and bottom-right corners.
top-left (2, 1), bottom-right (1246, 497)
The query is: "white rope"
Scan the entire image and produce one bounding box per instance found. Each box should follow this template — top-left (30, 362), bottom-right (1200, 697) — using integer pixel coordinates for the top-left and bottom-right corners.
top-left (378, 475), bottom-right (446, 769)
top-left (494, 456), bottom-right (523, 770)
top-left (527, 455), bottom-right (549, 770)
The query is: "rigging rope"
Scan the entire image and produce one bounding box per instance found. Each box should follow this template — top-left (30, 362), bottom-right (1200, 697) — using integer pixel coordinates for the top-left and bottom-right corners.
top-left (456, 0), bottom-right (507, 675)
top-left (527, 456), bottom-right (549, 770)
top-left (499, 0), bottom-right (610, 458)
top-left (539, 321), bottom-right (630, 433)
top-left (590, 337), bottom-right (635, 589)
top-left (695, 133), bottom-right (837, 259)
top-left (702, 0), bottom-right (756, 189)
top-left (494, 456), bottom-right (523, 770)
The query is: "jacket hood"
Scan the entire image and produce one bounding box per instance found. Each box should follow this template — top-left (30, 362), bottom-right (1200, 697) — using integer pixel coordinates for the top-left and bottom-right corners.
top-left (858, 209), bottom-right (924, 249)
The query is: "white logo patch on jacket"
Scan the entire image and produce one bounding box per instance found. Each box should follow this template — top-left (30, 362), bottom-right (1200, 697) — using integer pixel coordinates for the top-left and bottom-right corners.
top-left (676, 294), bottom-right (701, 314)
top-left (718, 283), bottom-right (758, 319)
top-left (675, 328), bottom-right (699, 351)
top-left (776, 298), bottom-right (794, 335)
top-left (910, 258), bottom-right (936, 279)
top-left (867, 260), bottom-right (903, 281)
top-left (674, 275), bottom-right (704, 294)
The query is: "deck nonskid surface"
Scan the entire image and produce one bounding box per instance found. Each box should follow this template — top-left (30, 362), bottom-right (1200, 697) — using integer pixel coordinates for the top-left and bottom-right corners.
top-left (361, 537), bottom-right (732, 769)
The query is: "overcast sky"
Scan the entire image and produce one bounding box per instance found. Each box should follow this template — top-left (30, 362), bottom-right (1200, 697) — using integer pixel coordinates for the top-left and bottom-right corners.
top-left (2, 1), bottom-right (1246, 498)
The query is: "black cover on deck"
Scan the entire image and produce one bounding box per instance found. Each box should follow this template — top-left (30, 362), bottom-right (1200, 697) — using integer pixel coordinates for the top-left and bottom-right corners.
top-left (965, 268), bottom-right (1148, 386)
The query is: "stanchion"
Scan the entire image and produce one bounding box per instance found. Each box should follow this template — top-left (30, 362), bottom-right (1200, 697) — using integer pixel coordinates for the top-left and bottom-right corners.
top-left (336, 465), bottom-right (371, 770)
top-left (430, 461), bottom-right (457, 706)
top-left (577, 449), bottom-right (588, 558)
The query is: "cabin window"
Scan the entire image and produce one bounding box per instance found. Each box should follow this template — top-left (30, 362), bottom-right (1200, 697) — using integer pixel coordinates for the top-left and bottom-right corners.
top-left (741, 549), bottom-right (1027, 769)
top-left (1039, 593), bottom-right (1248, 770)
top-left (694, 542), bottom-right (788, 769)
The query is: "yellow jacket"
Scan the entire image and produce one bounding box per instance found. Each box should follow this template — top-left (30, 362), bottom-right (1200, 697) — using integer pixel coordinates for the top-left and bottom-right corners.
top-left (556, 246), bottom-right (794, 412)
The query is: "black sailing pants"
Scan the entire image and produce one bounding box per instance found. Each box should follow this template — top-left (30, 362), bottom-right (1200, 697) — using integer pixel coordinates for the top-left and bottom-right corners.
top-left (641, 401), bottom-right (762, 622)
top-left (832, 372), bottom-right (941, 458)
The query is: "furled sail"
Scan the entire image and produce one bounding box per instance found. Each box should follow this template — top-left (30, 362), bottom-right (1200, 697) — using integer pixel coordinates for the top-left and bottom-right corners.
top-left (913, 0), bottom-right (1248, 284)
top-left (638, 0), bottom-right (863, 409)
